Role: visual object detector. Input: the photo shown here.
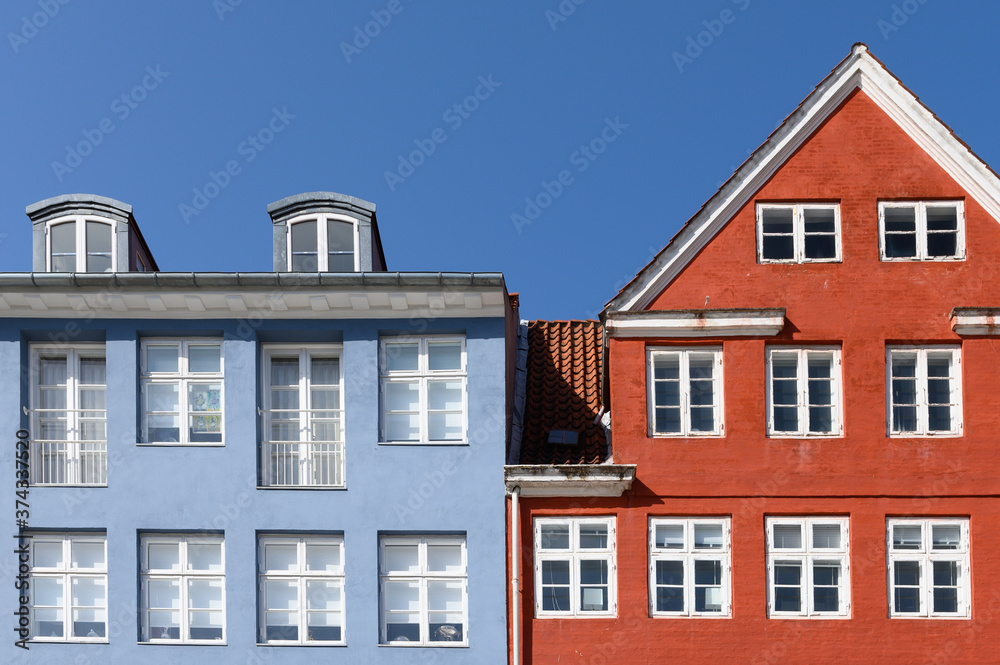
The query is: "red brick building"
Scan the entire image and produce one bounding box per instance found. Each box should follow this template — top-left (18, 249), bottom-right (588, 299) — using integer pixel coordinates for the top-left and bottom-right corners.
top-left (507, 44), bottom-right (1000, 664)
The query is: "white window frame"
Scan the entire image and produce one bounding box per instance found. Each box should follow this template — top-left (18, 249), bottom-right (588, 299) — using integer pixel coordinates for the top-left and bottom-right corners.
top-left (29, 344), bottom-right (107, 486)
top-left (878, 201), bottom-right (966, 261)
top-left (766, 517), bottom-right (850, 619)
top-left (647, 347), bottom-right (724, 437)
top-left (756, 203), bottom-right (842, 264)
top-left (261, 345), bottom-right (345, 488)
top-left (533, 517), bottom-right (617, 618)
top-left (379, 535), bottom-right (468, 646)
top-left (887, 518), bottom-right (970, 618)
top-left (257, 535), bottom-right (345, 645)
top-left (379, 336), bottom-right (468, 444)
top-left (286, 213), bottom-right (360, 272)
top-left (28, 533), bottom-right (107, 643)
top-left (44, 216), bottom-right (117, 273)
top-left (140, 339), bottom-right (225, 446)
top-left (648, 517), bottom-right (731, 618)
top-left (886, 346), bottom-right (962, 437)
top-left (765, 347), bottom-right (843, 438)
top-left (140, 533), bottom-right (226, 644)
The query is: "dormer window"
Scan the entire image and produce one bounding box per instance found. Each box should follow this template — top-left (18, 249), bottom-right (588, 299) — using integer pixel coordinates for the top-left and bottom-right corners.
top-left (287, 215), bottom-right (357, 272)
top-left (47, 217), bottom-right (115, 273)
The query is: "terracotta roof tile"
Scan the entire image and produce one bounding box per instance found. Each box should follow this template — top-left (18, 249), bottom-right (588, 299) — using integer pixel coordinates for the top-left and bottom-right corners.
top-left (518, 320), bottom-right (606, 465)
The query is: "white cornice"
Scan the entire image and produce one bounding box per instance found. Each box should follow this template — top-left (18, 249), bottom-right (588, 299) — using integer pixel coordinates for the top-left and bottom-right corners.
top-left (951, 308), bottom-right (1000, 335)
top-left (609, 45), bottom-right (1000, 315)
top-left (605, 309), bottom-right (785, 338)
top-left (504, 465), bottom-right (636, 498)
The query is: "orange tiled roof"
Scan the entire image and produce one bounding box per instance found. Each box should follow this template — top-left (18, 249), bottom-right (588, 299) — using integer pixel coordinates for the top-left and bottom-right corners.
top-left (518, 320), bottom-right (606, 464)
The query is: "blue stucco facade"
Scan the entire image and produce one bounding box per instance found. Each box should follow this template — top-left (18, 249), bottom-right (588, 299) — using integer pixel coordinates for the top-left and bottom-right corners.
top-left (0, 308), bottom-right (509, 664)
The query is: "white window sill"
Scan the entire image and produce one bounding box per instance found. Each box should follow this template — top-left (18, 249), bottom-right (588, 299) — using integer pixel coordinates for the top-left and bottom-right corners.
top-left (766, 433), bottom-right (844, 439)
top-left (767, 613), bottom-right (851, 620)
top-left (139, 640), bottom-right (227, 646)
top-left (136, 442), bottom-right (226, 447)
top-left (379, 642), bottom-right (469, 648)
top-left (257, 642), bottom-right (346, 647)
top-left (887, 433), bottom-right (962, 439)
top-left (256, 485), bottom-right (347, 491)
top-left (890, 614), bottom-right (970, 620)
top-left (535, 613), bottom-right (617, 619)
top-left (378, 441), bottom-right (470, 446)
top-left (650, 613), bottom-right (731, 619)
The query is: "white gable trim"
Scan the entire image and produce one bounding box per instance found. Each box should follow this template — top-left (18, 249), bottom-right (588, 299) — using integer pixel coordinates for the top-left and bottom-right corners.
top-left (610, 44), bottom-right (1000, 314)
top-left (605, 309), bottom-right (784, 338)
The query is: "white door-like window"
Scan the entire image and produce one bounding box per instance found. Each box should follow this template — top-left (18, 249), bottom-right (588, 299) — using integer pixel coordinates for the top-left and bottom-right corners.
top-left (757, 203), bottom-right (841, 263)
top-left (647, 348), bottom-right (723, 436)
top-left (879, 201), bottom-right (965, 261)
top-left (649, 518), bottom-right (730, 617)
top-left (258, 535), bottom-right (345, 644)
top-left (262, 347), bottom-right (344, 487)
top-left (766, 347), bottom-right (842, 437)
top-left (766, 518), bottom-right (850, 618)
top-left (534, 517), bottom-right (616, 617)
top-left (887, 347), bottom-right (961, 437)
top-left (46, 217), bottom-right (115, 273)
top-left (287, 215), bottom-right (357, 272)
top-left (141, 340), bottom-right (224, 445)
top-left (379, 536), bottom-right (468, 646)
top-left (140, 534), bottom-right (225, 643)
top-left (29, 534), bottom-right (107, 642)
top-left (887, 519), bottom-right (970, 618)
top-left (30, 345), bottom-right (107, 486)
top-left (380, 336), bottom-right (467, 444)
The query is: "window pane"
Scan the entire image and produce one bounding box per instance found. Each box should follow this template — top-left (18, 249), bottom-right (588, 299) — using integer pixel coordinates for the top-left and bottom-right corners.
top-left (148, 611), bottom-right (180, 639)
top-left (893, 525), bottom-right (922, 550)
top-left (306, 543), bottom-right (341, 572)
top-left (933, 560), bottom-right (958, 586)
top-left (189, 346), bottom-right (221, 373)
top-left (656, 587), bottom-right (684, 612)
top-left (307, 614), bottom-right (342, 643)
top-left (694, 524), bottom-right (723, 549)
top-left (696, 585), bottom-right (723, 613)
top-left (386, 343), bottom-right (419, 371)
top-left (933, 586), bottom-right (958, 613)
top-left (804, 234), bottom-right (836, 259)
top-left (311, 357), bottom-right (339, 385)
top-left (188, 610), bottom-right (223, 640)
top-left (885, 233), bottom-right (917, 258)
top-left (188, 579), bottom-right (224, 611)
top-left (386, 413), bottom-right (419, 441)
top-left (540, 524), bottom-right (570, 550)
top-left (694, 559), bottom-right (721, 585)
top-left (656, 560), bottom-right (684, 586)
top-left (927, 232), bottom-right (957, 258)
top-left (653, 354), bottom-right (679, 380)
top-left (654, 380), bottom-right (680, 407)
top-left (655, 525), bottom-right (684, 549)
top-left (79, 358), bottom-right (106, 385)
top-left (270, 358), bottom-right (299, 386)
top-left (542, 560), bottom-right (570, 589)
top-left (655, 407), bottom-right (681, 434)
top-left (428, 342), bottom-right (462, 371)
top-left (148, 579), bottom-right (180, 608)
top-left (147, 346), bottom-right (179, 373)
top-left (762, 208), bottom-right (794, 234)
top-left (148, 543), bottom-right (181, 571)
top-left (428, 381), bottom-right (463, 411)
top-left (812, 524), bottom-right (841, 549)
top-left (384, 580), bottom-right (419, 611)
top-left (808, 406), bottom-right (832, 433)
top-left (306, 580), bottom-right (341, 611)
top-left (384, 544), bottom-right (419, 573)
top-left (263, 543), bottom-right (298, 572)
top-left (894, 561), bottom-right (920, 587)
top-left (884, 207), bottom-right (916, 232)
top-left (291, 221), bottom-right (318, 272)
top-left (428, 412), bottom-right (463, 440)
top-left (690, 407), bottom-right (715, 433)
top-left (33, 576), bottom-right (64, 605)
top-left (895, 587), bottom-right (920, 613)
top-left (773, 564), bottom-right (801, 612)
top-left (188, 542), bottom-right (223, 571)
top-left (427, 544), bottom-right (464, 573)
top-left (932, 525), bottom-right (961, 550)
top-left (72, 541), bottom-right (105, 569)
top-left (86, 222), bottom-right (113, 272)
top-left (926, 206), bottom-right (958, 230)
top-left (385, 381), bottom-right (419, 411)
top-left (803, 208), bottom-right (836, 233)
top-left (773, 525), bottom-right (802, 549)
top-left (51, 222), bottom-right (76, 271)
top-left (73, 608), bottom-right (106, 638)
top-left (265, 580), bottom-right (298, 610)
top-left (579, 524), bottom-right (608, 549)
top-left (266, 613), bottom-right (297, 641)
top-left (762, 236), bottom-right (794, 260)
top-left (34, 541), bottom-right (64, 568)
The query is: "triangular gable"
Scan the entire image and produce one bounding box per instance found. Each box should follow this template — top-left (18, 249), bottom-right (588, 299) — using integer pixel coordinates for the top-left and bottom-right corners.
top-left (607, 43), bottom-right (1000, 314)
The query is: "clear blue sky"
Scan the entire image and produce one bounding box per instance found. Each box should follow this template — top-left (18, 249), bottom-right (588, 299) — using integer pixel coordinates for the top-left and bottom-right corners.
top-left (1, 0), bottom-right (997, 320)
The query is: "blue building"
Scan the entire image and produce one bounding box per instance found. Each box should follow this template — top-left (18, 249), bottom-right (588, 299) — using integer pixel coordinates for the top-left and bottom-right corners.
top-left (0, 192), bottom-right (514, 664)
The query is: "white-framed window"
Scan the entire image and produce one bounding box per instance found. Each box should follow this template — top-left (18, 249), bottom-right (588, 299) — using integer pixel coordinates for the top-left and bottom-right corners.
top-left (258, 535), bottom-right (345, 645)
top-left (534, 517), bottom-right (616, 618)
top-left (766, 517), bottom-right (850, 618)
top-left (886, 346), bottom-right (961, 437)
top-left (28, 533), bottom-right (107, 642)
top-left (262, 346), bottom-right (344, 487)
top-left (647, 347), bottom-right (723, 436)
top-left (380, 336), bottom-right (467, 444)
top-left (879, 201), bottom-right (965, 261)
top-left (46, 217), bottom-right (116, 273)
top-left (379, 535), bottom-right (468, 646)
top-left (756, 203), bottom-right (841, 263)
top-left (766, 347), bottom-right (842, 437)
top-left (30, 344), bottom-right (107, 486)
top-left (141, 340), bottom-right (224, 445)
top-left (887, 518), bottom-right (970, 618)
top-left (287, 214), bottom-right (358, 272)
top-left (648, 518), bottom-right (730, 618)
top-left (140, 534), bottom-right (225, 643)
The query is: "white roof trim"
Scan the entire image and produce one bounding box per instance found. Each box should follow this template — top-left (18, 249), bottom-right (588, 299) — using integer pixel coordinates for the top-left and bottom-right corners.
top-left (504, 465), bottom-right (636, 498)
top-left (610, 44), bottom-right (1000, 314)
top-left (951, 309), bottom-right (1000, 336)
top-left (606, 309), bottom-right (784, 338)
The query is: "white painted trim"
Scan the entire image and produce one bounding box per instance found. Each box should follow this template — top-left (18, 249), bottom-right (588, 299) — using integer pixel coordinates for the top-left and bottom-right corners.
top-left (886, 518), bottom-right (970, 619)
top-left (286, 213), bottom-right (360, 272)
top-left (533, 517), bottom-right (617, 618)
top-left (951, 309), bottom-right (1000, 335)
top-left (607, 310), bottom-right (784, 338)
top-left (648, 517), bottom-right (731, 618)
top-left (45, 215), bottom-right (117, 273)
top-left (610, 45), bottom-right (1000, 314)
top-left (878, 200), bottom-right (966, 261)
top-left (766, 517), bottom-right (851, 619)
top-left (504, 465), bottom-right (635, 498)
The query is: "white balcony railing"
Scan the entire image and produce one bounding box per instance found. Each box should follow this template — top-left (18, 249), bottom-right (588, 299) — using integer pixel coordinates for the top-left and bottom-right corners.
top-left (32, 439), bottom-right (107, 486)
top-left (261, 441), bottom-right (344, 487)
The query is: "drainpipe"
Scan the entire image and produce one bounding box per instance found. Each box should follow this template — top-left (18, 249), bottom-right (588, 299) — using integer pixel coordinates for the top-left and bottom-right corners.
top-left (510, 485), bottom-right (521, 665)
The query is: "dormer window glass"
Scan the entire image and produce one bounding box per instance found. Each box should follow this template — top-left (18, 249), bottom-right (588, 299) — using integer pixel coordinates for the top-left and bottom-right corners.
top-left (46, 217), bottom-right (115, 273)
top-left (287, 216), bottom-right (357, 272)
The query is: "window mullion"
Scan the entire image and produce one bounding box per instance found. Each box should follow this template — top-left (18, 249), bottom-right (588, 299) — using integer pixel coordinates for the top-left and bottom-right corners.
top-left (76, 218), bottom-right (86, 272)
top-left (680, 354), bottom-right (691, 434)
top-left (794, 207), bottom-right (804, 262)
top-left (317, 217), bottom-right (329, 272)
top-left (798, 352), bottom-right (809, 435)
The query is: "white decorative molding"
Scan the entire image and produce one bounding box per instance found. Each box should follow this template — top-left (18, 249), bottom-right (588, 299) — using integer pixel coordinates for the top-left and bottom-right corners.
top-left (606, 309), bottom-right (785, 338)
top-left (951, 309), bottom-right (1000, 335)
top-left (504, 465), bottom-right (636, 498)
